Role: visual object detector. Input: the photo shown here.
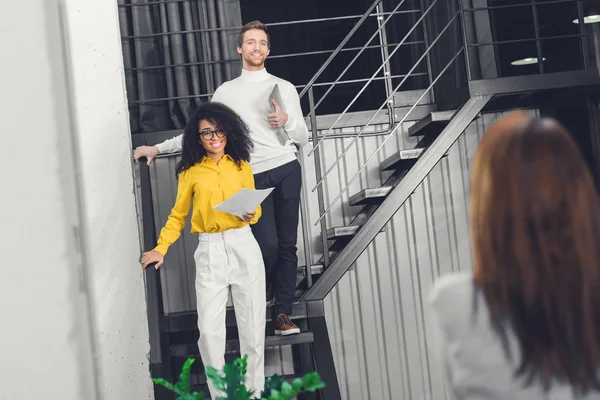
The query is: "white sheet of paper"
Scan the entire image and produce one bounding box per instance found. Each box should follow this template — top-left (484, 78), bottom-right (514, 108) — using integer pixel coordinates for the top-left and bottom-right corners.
top-left (213, 187), bottom-right (274, 218)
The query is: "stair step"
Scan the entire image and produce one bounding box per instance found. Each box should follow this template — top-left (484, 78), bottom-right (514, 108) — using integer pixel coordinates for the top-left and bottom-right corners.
top-left (296, 264), bottom-right (318, 273)
top-left (408, 110), bottom-right (455, 137)
top-left (326, 226), bottom-right (360, 240)
top-left (298, 264), bottom-right (324, 277)
top-left (393, 89), bottom-right (433, 107)
top-left (165, 302), bottom-right (309, 333)
top-left (171, 332), bottom-right (315, 358)
top-left (327, 225), bottom-right (388, 241)
top-left (379, 148), bottom-right (424, 172)
top-left (349, 186), bottom-right (392, 206)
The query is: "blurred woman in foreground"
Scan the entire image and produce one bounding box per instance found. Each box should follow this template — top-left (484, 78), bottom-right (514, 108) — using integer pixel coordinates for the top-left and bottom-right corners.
top-left (429, 111), bottom-right (600, 399)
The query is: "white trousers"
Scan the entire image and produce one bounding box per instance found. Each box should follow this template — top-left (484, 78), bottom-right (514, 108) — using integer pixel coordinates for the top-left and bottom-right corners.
top-left (194, 225), bottom-right (266, 398)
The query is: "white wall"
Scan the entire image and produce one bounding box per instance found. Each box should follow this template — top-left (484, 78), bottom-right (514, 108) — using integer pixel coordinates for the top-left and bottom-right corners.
top-left (61, 0), bottom-right (154, 398)
top-left (0, 0), bottom-right (98, 398)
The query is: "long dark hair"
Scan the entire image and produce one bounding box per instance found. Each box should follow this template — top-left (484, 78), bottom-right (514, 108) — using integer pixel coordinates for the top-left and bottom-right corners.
top-left (470, 110), bottom-right (600, 393)
top-left (175, 102), bottom-right (253, 176)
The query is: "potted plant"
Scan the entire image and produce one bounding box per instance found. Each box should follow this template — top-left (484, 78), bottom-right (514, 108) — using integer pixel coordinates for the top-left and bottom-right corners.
top-left (153, 355), bottom-right (325, 400)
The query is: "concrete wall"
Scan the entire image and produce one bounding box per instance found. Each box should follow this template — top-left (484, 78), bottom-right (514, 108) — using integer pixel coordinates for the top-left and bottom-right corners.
top-left (0, 0), bottom-right (98, 398)
top-left (61, 0), bottom-right (153, 398)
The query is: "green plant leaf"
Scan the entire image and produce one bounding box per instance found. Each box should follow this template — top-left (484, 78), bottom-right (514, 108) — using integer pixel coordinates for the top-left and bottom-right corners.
top-left (279, 382), bottom-right (296, 398)
top-left (290, 378), bottom-right (303, 393)
top-left (222, 358), bottom-right (246, 397)
top-left (205, 365), bottom-right (226, 391)
top-left (236, 354), bottom-right (248, 375)
top-left (153, 353), bottom-right (324, 400)
top-left (153, 378), bottom-right (176, 391)
top-left (301, 372), bottom-right (326, 392)
top-left (175, 358), bottom-right (194, 393)
top-left (174, 381), bottom-right (190, 394)
top-left (235, 384), bottom-right (252, 400)
top-left (262, 374), bottom-right (286, 398)
top-left (268, 389), bottom-right (285, 400)
top-left (191, 391), bottom-right (205, 400)
top-left (176, 394), bottom-right (203, 400)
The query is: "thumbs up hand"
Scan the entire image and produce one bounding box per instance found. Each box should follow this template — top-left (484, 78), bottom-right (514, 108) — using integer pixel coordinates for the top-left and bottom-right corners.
top-left (267, 99), bottom-right (289, 128)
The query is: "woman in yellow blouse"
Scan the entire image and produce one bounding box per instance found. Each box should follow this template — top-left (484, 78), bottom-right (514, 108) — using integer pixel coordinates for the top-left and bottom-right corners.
top-left (141, 102), bottom-right (266, 398)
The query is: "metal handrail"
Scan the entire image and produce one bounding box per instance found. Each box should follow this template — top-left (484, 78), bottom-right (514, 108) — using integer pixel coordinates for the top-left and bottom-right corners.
top-left (314, 47), bottom-right (464, 226)
top-left (307, 88), bottom-right (330, 269)
top-left (462, 0), bottom-right (578, 12)
top-left (125, 41), bottom-right (424, 72)
top-left (298, 0), bottom-right (384, 98)
top-left (122, 13), bottom-right (412, 39)
top-left (301, 0), bottom-right (409, 116)
top-left (138, 161), bottom-right (167, 376)
top-left (295, 72), bottom-right (427, 89)
top-left (311, 11), bottom-right (459, 193)
top-left (307, 0), bottom-right (440, 157)
top-left (467, 33), bottom-right (588, 48)
top-left (127, 72), bottom-right (427, 106)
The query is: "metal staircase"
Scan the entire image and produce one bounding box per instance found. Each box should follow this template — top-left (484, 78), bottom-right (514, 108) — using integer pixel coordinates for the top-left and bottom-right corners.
top-left (137, 0), bottom-right (600, 399)
top-left (302, 94), bottom-right (492, 302)
top-left (293, 0), bottom-right (474, 295)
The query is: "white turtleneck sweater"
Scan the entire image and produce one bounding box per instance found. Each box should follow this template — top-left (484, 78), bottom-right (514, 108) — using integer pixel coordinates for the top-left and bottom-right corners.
top-left (155, 68), bottom-right (309, 174)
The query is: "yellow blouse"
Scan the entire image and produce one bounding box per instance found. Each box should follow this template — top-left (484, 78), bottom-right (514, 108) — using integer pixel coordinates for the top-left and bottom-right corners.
top-left (154, 155), bottom-right (261, 256)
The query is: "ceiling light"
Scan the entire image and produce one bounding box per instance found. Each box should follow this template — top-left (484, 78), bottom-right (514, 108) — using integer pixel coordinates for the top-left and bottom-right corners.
top-left (511, 57), bottom-right (546, 66)
top-left (572, 15), bottom-right (600, 24)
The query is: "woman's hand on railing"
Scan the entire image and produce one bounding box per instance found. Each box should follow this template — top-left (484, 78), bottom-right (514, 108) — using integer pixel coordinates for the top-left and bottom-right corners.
top-left (141, 250), bottom-right (164, 270)
top-left (134, 145), bottom-right (160, 166)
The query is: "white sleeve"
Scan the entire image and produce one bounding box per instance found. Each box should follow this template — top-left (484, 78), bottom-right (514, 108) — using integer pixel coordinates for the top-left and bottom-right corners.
top-left (155, 134), bottom-right (183, 154)
top-left (282, 82), bottom-right (309, 147)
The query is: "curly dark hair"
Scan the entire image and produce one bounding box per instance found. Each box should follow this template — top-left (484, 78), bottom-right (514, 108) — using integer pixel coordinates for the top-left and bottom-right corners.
top-left (175, 102), bottom-right (253, 176)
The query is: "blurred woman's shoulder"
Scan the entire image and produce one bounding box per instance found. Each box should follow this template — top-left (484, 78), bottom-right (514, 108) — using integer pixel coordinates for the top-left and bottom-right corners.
top-left (428, 271), bottom-right (483, 333)
top-left (429, 271), bottom-right (474, 307)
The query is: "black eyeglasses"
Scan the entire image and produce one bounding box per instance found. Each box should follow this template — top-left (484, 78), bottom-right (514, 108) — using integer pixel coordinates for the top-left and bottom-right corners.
top-left (199, 128), bottom-right (226, 140)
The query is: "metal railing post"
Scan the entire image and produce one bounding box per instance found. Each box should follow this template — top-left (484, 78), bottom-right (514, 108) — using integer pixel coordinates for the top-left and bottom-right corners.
top-left (577, 0), bottom-right (591, 70)
top-left (419, 0), bottom-right (436, 97)
top-left (308, 87), bottom-right (330, 268)
top-left (531, 0), bottom-right (545, 74)
top-left (376, 3), bottom-right (397, 113)
top-left (297, 149), bottom-right (314, 287)
top-left (457, 0), bottom-right (472, 81)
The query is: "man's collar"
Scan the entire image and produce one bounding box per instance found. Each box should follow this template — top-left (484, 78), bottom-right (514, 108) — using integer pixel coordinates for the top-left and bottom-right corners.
top-left (240, 68), bottom-right (270, 82)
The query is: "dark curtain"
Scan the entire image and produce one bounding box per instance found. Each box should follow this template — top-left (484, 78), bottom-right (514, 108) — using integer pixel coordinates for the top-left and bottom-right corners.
top-left (118, 0), bottom-right (243, 134)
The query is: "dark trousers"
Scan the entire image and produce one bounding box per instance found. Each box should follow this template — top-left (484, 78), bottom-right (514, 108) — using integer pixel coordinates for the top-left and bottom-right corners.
top-left (251, 159), bottom-right (301, 317)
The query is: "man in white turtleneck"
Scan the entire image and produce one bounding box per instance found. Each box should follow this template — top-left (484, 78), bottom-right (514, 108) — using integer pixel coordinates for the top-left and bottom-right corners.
top-left (134, 21), bottom-right (308, 337)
